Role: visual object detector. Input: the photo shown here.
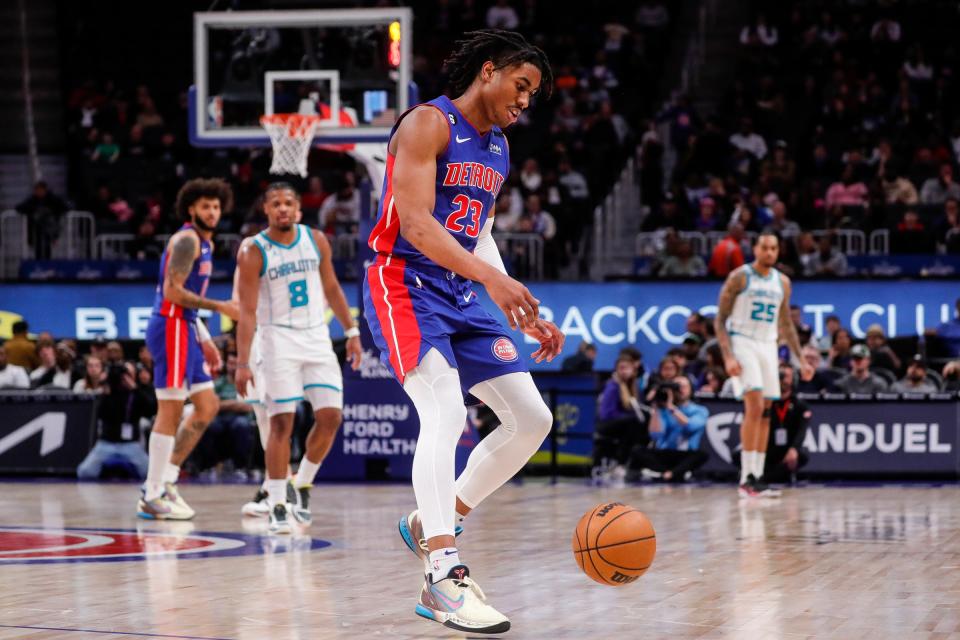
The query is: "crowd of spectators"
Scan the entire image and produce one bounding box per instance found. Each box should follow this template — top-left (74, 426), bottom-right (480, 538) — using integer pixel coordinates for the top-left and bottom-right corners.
top-left (14, 0), bottom-right (673, 271)
top-left (641, 1), bottom-right (960, 276)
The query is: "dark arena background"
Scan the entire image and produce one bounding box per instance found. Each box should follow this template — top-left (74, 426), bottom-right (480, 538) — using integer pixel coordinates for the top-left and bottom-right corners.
top-left (0, 1), bottom-right (958, 638)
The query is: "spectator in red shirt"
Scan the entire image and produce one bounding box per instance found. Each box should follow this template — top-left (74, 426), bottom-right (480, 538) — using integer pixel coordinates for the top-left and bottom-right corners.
top-left (708, 222), bottom-right (746, 277)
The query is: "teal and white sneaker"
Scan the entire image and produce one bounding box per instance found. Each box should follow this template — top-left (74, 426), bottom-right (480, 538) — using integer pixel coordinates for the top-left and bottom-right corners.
top-left (269, 503), bottom-right (292, 535)
top-left (415, 565), bottom-right (510, 634)
top-left (241, 488), bottom-right (270, 518)
top-left (286, 481), bottom-right (312, 525)
top-left (137, 494), bottom-right (192, 520)
top-left (398, 509), bottom-right (463, 568)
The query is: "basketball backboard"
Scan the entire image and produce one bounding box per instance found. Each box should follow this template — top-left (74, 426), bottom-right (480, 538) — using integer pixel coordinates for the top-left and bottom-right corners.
top-left (190, 8), bottom-right (414, 147)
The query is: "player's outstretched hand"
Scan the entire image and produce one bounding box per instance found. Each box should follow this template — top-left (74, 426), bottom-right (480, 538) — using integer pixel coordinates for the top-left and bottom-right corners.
top-left (723, 355), bottom-right (742, 378)
top-left (484, 272), bottom-right (539, 330)
top-left (524, 319), bottom-right (565, 363)
top-left (800, 362), bottom-right (815, 382)
top-left (235, 365), bottom-right (253, 398)
top-left (346, 336), bottom-right (362, 371)
top-left (201, 340), bottom-right (222, 376)
top-left (218, 299), bottom-right (240, 321)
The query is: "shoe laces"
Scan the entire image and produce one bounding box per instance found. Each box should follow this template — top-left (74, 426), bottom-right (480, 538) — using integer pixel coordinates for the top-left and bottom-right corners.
top-left (454, 576), bottom-right (487, 601)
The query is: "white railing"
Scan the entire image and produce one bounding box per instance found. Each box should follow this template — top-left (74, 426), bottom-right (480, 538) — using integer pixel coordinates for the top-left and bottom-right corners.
top-left (96, 234), bottom-right (136, 259)
top-left (55, 211), bottom-right (96, 259)
top-left (496, 233), bottom-right (544, 280)
top-left (0, 210), bottom-right (30, 279)
top-left (326, 232), bottom-right (357, 262)
top-left (812, 229), bottom-right (866, 255)
top-left (869, 229), bottom-right (889, 255)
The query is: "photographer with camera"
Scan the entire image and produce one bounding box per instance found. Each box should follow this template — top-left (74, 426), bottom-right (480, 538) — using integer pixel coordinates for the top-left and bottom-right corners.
top-left (77, 361), bottom-right (157, 479)
top-left (593, 355), bottom-right (648, 482)
top-left (632, 376), bottom-right (708, 482)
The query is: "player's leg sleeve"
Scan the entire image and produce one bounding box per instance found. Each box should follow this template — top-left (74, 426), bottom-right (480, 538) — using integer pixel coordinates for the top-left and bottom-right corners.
top-left (455, 371), bottom-right (553, 509)
top-left (404, 348), bottom-right (468, 540)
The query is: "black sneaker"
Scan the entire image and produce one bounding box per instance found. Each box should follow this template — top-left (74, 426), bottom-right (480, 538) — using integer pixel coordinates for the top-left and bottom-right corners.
top-left (269, 503), bottom-right (292, 534)
top-left (753, 476), bottom-right (782, 498)
top-left (241, 488), bottom-right (270, 517)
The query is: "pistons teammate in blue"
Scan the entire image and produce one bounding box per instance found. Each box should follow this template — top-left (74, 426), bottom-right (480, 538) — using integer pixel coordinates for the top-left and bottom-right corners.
top-left (363, 30), bottom-right (564, 634)
top-left (139, 178), bottom-right (238, 520)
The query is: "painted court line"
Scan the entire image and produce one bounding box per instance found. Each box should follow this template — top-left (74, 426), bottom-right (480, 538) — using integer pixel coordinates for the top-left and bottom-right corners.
top-left (0, 625), bottom-right (233, 640)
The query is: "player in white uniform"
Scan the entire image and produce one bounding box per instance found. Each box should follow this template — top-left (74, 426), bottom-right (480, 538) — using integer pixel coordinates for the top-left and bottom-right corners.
top-left (235, 183), bottom-right (362, 533)
top-left (714, 232), bottom-right (813, 497)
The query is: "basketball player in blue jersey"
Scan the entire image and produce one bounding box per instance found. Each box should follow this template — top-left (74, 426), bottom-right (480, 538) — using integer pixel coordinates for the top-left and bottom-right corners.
top-left (714, 232), bottom-right (813, 498)
top-left (364, 30), bottom-right (563, 633)
top-left (235, 183), bottom-right (362, 534)
top-left (139, 178), bottom-right (239, 519)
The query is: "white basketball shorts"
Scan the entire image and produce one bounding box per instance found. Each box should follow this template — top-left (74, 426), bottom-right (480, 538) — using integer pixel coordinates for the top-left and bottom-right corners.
top-left (258, 325), bottom-right (343, 416)
top-left (729, 334), bottom-right (780, 400)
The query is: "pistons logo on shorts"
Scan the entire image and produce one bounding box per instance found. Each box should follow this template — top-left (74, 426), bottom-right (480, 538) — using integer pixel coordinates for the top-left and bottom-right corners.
top-left (491, 337), bottom-right (519, 363)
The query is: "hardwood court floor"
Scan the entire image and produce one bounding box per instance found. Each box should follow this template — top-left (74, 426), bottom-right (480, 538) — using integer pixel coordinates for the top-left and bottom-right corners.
top-left (0, 480), bottom-right (958, 640)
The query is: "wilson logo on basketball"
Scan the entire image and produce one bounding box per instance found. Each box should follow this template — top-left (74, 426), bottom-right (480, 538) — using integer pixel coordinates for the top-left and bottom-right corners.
top-left (491, 337), bottom-right (518, 362)
top-left (596, 502), bottom-right (625, 518)
top-left (609, 571), bottom-right (639, 584)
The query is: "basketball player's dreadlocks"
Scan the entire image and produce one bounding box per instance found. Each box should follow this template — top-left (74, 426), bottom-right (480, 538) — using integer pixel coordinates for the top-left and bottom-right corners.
top-left (442, 29), bottom-right (553, 100)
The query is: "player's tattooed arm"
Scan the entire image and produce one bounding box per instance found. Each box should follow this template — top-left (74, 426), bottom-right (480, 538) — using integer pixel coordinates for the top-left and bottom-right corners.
top-left (162, 232), bottom-right (231, 315)
top-left (777, 275), bottom-right (803, 359)
top-left (714, 268), bottom-right (746, 362)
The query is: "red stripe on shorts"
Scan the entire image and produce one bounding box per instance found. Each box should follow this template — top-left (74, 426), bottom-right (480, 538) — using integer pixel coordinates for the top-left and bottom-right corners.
top-left (368, 256), bottom-right (421, 384)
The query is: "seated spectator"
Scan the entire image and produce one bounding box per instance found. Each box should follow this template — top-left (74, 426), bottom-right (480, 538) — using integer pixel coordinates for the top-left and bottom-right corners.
top-left (729, 117), bottom-right (767, 160)
top-left (836, 344), bottom-right (889, 394)
top-left (31, 341), bottom-right (78, 389)
top-left (891, 208), bottom-right (935, 254)
top-left (740, 14), bottom-right (778, 48)
top-left (735, 364), bottom-right (810, 483)
top-left (77, 361), bottom-right (156, 480)
top-left (5, 320), bottom-right (39, 371)
top-left (486, 0), bottom-right (519, 29)
top-left (0, 345), bottom-right (30, 389)
top-left (920, 163), bottom-right (960, 205)
top-left (644, 356), bottom-right (680, 404)
top-left (763, 201), bottom-right (800, 237)
top-left (29, 343), bottom-right (57, 387)
top-left (300, 176), bottom-right (329, 219)
top-left (631, 377), bottom-right (708, 482)
top-left (804, 234), bottom-right (848, 277)
top-left (561, 341), bottom-right (596, 373)
top-left (73, 354), bottom-right (107, 393)
top-left (106, 340), bottom-right (125, 366)
top-left (827, 328), bottom-right (853, 369)
top-left (815, 315), bottom-right (841, 352)
top-left (191, 354), bottom-right (257, 478)
top-left (825, 165), bottom-right (868, 209)
top-left (319, 172), bottom-right (360, 234)
top-left (90, 132), bottom-right (120, 164)
top-left (942, 360), bottom-right (960, 391)
top-left (695, 196), bottom-right (723, 232)
top-left (760, 143), bottom-right (797, 193)
top-left (697, 367), bottom-right (726, 394)
top-left (797, 344), bottom-right (833, 394)
top-left (865, 324), bottom-right (902, 374)
top-left (880, 166), bottom-right (919, 206)
top-left (593, 356), bottom-right (648, 475)
top-left (891, 355), bottom-right (939, 394)
top-left (928, 298), bottom-right (960, 357)
top-left (679, 333), bottom-right (706, 379)
top-left (708, 223), bottom-right (746, 277)
top-left (658, 238), bottom-right (706, 276)
top-left (796, 232), bottom-right (817, 275)
top-left (937, 198), bottom-right (960, 253)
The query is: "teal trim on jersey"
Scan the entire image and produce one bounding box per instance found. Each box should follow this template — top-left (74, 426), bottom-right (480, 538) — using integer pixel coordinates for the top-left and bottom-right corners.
top-left (273, 395), bottom-right (305, 403)
top-left (748, 264), bottom-right (775, 280)
top-left (304, 225), bottom-right (323, 260)
top-left (259, 225), bottom-right (301, 250)
top-left (243, 399), bottom-right (261, 405)
top-left (764, 395), bottom-right (781, 401)
top-left (259, 322), bottom-right (327, 330)
top-left (741, 269), bottom-right (751, 293)
top-left (304, 383), bottom-right (341, 392)
top-left (252, 239), bottom-right (267, 276)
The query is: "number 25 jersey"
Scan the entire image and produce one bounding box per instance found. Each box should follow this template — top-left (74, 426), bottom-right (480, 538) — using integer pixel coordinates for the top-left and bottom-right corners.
top-left (367, 94), bottom-right (510, 268)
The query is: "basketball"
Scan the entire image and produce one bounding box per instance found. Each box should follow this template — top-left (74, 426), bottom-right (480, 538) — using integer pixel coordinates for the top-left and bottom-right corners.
top-left (572, 502), bottom-right (656, 586)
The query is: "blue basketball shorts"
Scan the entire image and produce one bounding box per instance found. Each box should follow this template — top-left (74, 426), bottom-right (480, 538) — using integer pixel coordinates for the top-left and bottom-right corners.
top-left (145, 314), bottom-right (213, 400)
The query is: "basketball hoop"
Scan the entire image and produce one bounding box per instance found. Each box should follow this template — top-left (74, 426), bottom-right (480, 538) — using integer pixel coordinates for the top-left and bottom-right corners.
top-left (260, 113), bottom-right (322, 178)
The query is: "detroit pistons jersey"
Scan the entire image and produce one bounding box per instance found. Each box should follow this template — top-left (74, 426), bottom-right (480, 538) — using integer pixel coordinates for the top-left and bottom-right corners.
top-left (367, 95), bottom-right (509, 266)
top-left (152, 223), bottom-right (212, 321)
top-left (250, 224), bottom-right (328, 335)
top-left (727, 265), bottom-right (784, 343)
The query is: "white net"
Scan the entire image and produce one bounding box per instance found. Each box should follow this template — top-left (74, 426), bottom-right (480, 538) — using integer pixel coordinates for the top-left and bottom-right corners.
top-left (260, 114), bottom-right (322, 178)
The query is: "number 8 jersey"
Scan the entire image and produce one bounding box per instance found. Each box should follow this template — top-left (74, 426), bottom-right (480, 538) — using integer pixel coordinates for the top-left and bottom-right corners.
top-left (727, 265), bottom-right (784, 343)
top-left (250, 224), bottom-right (329, 339)
top-left (367, 95), bottom-right (509, 266)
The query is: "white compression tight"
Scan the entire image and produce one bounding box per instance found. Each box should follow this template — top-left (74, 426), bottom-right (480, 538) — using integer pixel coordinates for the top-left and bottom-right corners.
top-left (405, 348), bottom-right (553, 540)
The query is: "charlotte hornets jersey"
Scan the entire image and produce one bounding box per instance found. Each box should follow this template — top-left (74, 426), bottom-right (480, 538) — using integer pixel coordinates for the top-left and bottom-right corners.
top-left (367, 94), bottom-right (510, 267)
top-left (727, 265), bottom-right (784, 343)
top-left (251, 224), bottom-right (328, 333)
top-left (152, 223), bottom-right (212, 321)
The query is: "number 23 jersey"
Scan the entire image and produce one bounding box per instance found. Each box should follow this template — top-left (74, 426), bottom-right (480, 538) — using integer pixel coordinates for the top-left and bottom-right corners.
top-left (367, 94), bottom-right (509, 266)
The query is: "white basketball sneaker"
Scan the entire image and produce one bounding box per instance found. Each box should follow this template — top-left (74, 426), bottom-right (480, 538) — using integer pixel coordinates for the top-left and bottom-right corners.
top-left (415, 565), bottom-right (510, 634)
top-left (163, 483), bottom-right (196, 519)
top-left (241, 488), bottom-right (270, 518)
top-left (268, 503), bottom-right (293, 535)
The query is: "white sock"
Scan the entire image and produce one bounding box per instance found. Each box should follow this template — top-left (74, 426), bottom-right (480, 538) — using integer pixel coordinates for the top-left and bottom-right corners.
top-left (266, 478), bottom-right (288, 508)
top-left (428, 547), bottom-right (461, 582)
top-left (740, 451), bottom-right (754, 484)
top-left (163, 463), bottom-right (180, 485)
top-left (294, 457), bottom-right (320, 488)
top-left (755, 452), bottom-right (767, 480)
top-left (145, 433), bottom-right (175, 501)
